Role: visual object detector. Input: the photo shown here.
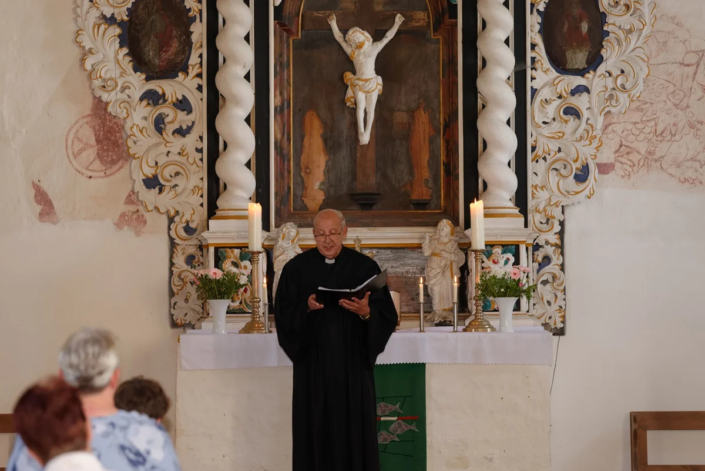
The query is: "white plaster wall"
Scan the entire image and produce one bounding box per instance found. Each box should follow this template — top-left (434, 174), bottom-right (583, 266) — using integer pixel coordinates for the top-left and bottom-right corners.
top-left (551, 187), bottom-right (705, 471)
top-left (176, 364), bottom-right (550, 471)
top-left (0, 0), bottom-right (180, 464)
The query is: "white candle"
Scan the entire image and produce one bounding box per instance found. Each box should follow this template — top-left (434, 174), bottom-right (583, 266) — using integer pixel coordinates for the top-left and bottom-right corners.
top-left (453, 276), bottom-right (458, 303)
top-left (470, 199), bottom-right (485, 250)
top-left (419, 277), bottom-right (424, 303)
top-left (248, 203), bottom-right (262, 251)
top-left (263, 276), bottom-right (268, 304)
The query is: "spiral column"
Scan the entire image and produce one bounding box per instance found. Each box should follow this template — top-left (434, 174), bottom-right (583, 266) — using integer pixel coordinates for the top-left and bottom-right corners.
top-left (213, 0), bottom-right (256, 221)
top-left (476, 0), bottom-right (523, 225)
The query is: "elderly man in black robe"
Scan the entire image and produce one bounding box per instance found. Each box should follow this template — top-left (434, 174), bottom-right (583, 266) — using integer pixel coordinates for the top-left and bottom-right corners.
top-left (275, 209), bottom-right (398, 471)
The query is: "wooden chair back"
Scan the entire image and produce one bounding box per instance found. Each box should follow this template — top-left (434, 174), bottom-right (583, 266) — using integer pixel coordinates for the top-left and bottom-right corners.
top-left (631, 411), bottom-right (705, 471)
top-left (0, 413), bottom-right (15, 471)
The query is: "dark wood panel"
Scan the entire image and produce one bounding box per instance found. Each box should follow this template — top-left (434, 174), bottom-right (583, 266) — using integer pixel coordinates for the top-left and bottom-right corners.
top-left (632, 412), bottom-right (705, 431)
top-left (631, 412), bottom-right (705, 471)
top-left (0, 413), bottom-right (14, 433)
top-left (302, 11), bottom-right (429, 30)
top-left (305, 0), bottom-right (356, 11)
top-left (374, 0), bottom-right (429, 11)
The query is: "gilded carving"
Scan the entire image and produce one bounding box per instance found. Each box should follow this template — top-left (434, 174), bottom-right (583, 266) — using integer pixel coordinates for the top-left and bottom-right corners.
top-left (75, 0), bottom-right (204, 326)
top-left (530, 0), bottom-right (655, 331)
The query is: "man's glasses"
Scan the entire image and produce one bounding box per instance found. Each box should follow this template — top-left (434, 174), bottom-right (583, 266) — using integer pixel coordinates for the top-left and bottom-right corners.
top-left (314, 232), bottom-right (343, 240)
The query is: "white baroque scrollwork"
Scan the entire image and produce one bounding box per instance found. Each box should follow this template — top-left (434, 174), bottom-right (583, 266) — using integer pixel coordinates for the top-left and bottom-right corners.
top-left (530, 0), bottom-right (655, 331)
top-left (75, 0), bottom-right (205, 326)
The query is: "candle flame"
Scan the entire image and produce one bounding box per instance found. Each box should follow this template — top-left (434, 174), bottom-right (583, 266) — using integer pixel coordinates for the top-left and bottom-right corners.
top-left (263, 276), bottom-right (267, 287)
top-left (419, 276), bottom-right (423, 284)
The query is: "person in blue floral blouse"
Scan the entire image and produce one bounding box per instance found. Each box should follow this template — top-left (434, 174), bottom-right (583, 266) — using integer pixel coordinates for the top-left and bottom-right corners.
top-left (7, 328), bottom-right (181, 471)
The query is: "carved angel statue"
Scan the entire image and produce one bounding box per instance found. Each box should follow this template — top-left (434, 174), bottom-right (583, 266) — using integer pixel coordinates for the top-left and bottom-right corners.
top-left (272, 223), bottom-right (302, 300)
top-left (328, 13), bottom-right (404, 145)
top-left (422, 219), bottom-right (465, 323)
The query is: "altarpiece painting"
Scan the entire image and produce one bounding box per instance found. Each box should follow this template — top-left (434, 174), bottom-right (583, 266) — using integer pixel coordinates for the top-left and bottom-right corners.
top-left (273, 0), bottom-right (459, 227)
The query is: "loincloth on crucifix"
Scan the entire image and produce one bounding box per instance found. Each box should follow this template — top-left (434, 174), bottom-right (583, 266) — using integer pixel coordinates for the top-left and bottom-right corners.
top-left (343, 72), bottom-right (383, 108)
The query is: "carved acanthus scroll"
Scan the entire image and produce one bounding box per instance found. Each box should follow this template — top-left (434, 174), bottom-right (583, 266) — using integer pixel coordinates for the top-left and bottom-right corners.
top-left (530, 0), bottom-right (655, 332)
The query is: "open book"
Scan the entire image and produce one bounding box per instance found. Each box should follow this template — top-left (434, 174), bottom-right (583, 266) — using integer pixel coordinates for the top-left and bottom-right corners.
top-left (316, 270), bottom-right (388, 303)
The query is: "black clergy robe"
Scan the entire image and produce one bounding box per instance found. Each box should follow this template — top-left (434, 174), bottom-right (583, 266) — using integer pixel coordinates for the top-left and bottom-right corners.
top-left (275, 246), bottom-right (398, 471)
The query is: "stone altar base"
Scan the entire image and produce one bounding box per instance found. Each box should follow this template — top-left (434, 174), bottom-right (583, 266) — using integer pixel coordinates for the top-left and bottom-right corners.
top-left (175, 363), bottom-right (550, 470)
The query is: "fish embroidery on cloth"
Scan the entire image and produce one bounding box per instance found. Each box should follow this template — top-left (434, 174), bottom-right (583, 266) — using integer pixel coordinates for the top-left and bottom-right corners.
top-left (376, 402), bottom-right (402, 416)
top-left (377, 431), bottom-right (400, 444)
top-left (389, 420), bottom-right (418, 436)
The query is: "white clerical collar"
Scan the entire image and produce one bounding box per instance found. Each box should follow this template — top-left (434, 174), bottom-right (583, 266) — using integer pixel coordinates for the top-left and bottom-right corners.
top-left (325, 258), bottom-right (335, 264)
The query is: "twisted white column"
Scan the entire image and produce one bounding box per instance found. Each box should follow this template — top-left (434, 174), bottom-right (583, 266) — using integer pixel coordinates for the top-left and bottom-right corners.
top-left (476, 0), bottom-right (522, 222)
top-left (214, 0), bottom-right (256, 218)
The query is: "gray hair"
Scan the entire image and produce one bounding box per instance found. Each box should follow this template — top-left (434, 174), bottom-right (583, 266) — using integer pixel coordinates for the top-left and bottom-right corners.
top-left (313, 209), bottom-right (346, 229)
top-left (58, 328), bottom-right (119, 393)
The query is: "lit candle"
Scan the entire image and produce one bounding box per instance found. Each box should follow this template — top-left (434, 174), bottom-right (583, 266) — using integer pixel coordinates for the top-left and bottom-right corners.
top-left (470, 199), bottom-right (485, 250)
top-left (419, 277), bottom-right (424, 303)
top-left (248, 203), bottom-right (262, 251)
top-left (453, 276), bottom-right (458, 303)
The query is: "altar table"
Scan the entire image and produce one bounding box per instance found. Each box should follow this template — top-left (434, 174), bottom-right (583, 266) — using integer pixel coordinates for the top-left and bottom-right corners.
top-left (175, 327), bottom-right (553, 471)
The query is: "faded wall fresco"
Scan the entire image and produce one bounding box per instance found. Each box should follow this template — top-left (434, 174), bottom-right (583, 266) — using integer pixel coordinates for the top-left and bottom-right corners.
top-left (23, 72), bottom-right (164, 235)
top-left (598, 2), bottom-right (705, 191)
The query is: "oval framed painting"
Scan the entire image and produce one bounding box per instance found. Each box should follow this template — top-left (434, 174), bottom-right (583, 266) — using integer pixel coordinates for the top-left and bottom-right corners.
top-left (542, 0), bottom-right (604, 73)
top-left (127, 0), bottom-right (193, 77)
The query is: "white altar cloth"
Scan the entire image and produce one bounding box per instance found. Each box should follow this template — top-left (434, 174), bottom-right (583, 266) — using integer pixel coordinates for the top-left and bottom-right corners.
top-left (180, 326), bottom-right (552, 370)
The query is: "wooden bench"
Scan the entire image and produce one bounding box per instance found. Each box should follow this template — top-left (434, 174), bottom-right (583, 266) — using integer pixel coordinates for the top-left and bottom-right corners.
top-left (0, 414), bottom-right (14, 471)
top-left (631, 411), bottom-right (705, 471)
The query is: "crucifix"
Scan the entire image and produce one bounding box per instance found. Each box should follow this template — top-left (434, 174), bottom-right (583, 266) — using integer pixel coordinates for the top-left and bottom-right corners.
top-left (328, 13), bottom-right (404, 146)
top-left (300, 4), bottom-right (429, 209)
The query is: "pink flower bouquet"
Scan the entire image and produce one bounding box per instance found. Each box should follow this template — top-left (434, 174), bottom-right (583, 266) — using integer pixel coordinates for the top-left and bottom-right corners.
top-left (191, 268), bottom-right (246, 301)
top-left (476, 265), bottom-right (536, 302)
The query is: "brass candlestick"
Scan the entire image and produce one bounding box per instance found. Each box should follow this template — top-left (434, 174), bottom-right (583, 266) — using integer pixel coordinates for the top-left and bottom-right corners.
top-left (240, 251), bottom-right (267, 334)
top-left (464, 248), bottom-right (496, 332)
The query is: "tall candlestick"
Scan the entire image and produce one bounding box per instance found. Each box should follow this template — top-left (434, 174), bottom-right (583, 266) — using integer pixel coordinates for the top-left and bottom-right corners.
top-left (463, 249), bottom-right (496, 332)
top-left (470, 199), bottom-right (485, 250)
top-left (248, 203), bottom-right (262, 251)
top-left (453, 276), bottom-right (459, 303)
top-left (240, 251), bottom-right (266, 334)
top-left (419, 277), bottom-right (424, 303)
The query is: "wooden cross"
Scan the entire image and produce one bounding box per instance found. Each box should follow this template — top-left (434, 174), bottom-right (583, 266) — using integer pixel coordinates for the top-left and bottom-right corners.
top-left (300, 2), bottom-right (429, 209)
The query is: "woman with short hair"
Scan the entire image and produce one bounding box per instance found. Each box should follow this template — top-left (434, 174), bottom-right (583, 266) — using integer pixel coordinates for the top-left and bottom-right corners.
top-left (13, 376), bottom-right (104, 471)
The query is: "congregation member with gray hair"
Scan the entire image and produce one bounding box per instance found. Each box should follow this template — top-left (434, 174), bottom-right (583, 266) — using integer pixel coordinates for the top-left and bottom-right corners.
top-left (7, 328), bottom-right (181, 471)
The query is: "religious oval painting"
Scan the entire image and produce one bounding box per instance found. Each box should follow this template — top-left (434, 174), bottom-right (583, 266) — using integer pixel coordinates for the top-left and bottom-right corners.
top-left (542, 0), bottom-right (603, 73)
top-left (127, 0), bottom-right (192, 77)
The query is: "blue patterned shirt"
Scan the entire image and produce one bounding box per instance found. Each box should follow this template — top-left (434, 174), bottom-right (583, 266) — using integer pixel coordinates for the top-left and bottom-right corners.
top-left (7, 410), bottom-right (181, 471)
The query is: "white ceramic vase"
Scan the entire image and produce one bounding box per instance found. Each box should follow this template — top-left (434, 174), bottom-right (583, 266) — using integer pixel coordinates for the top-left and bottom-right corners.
top-left (208, 299), bottom-right (231, 335)
top-left (493, 297), bottom-right (517, 333)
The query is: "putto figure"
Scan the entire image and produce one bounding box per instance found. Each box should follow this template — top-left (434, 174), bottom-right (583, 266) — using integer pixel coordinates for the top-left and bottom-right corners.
top-left (328, 13), bottom-right (404, 145)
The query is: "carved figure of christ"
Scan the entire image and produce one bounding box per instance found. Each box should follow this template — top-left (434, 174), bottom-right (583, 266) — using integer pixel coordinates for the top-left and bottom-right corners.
top-left (328, 13), bottom-right (404, 146)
